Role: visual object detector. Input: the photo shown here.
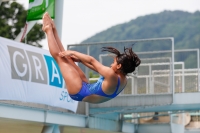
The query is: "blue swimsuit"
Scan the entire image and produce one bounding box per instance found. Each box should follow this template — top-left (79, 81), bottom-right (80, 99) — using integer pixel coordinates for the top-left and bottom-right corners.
top-left (69, 76), bottom-right (124, 101)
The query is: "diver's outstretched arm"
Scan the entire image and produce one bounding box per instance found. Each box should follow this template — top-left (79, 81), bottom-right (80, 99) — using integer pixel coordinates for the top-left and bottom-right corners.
top-left (59, 50), bottom-right (115, 78)
top-left (70, 55), bottom-right (97, 72)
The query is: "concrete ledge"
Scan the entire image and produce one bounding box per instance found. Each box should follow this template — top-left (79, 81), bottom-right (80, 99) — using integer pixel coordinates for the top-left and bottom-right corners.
top-left (174, 92), bottom-right (200, 104)
top-left (0, 103), bottom-right (86, 127)
top-left (90, 94), bottom-right (173, 108)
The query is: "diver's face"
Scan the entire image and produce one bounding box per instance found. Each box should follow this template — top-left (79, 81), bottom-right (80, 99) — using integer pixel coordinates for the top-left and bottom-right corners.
top-left (110, 57), bottom-right (121, 72)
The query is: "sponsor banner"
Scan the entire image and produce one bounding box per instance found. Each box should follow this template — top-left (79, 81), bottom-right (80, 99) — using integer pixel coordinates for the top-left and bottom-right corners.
top-left (0, 37), bottom-right (78, 112)
top-left (27, 0), bottom-right (55, 21)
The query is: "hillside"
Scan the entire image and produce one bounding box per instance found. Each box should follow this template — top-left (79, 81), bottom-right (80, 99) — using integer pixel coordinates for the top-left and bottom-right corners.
top-left (70, 10), bottom-right (200, 70)
top-left (82, 10), bottom-right (200, 50)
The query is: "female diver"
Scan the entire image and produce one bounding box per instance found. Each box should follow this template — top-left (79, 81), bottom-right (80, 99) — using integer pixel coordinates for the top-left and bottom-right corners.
top-left (42, 12), bottom-right (141, 103)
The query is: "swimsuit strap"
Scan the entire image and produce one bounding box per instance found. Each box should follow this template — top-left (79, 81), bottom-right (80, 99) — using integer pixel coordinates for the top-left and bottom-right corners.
top-left (116, 78), bottom-right (127, 95)
top-left (112, 77), bottom-right (120, 95)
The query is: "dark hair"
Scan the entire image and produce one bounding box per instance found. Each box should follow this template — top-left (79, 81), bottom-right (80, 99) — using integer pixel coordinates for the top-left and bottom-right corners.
top-left (102, 46), bottom-right (141, 75)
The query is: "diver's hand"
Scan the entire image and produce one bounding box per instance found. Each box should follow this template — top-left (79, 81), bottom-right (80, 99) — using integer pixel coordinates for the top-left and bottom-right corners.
top-left (59, 51), bottom-right (81, 62)
top-left (59, 50), bottom-right (72, 57)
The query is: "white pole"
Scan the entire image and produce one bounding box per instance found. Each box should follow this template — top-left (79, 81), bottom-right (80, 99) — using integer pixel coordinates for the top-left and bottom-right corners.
top-left (197, 49), bottom-right (200, 91)
top-left (15, 21), bottom-right (37, 42)
top-left (54, 0), bottom-right (64, 40)
top-left (171, 38), bottom-right (175, 103)
top-left (52, 125), bottom-right (60, 133)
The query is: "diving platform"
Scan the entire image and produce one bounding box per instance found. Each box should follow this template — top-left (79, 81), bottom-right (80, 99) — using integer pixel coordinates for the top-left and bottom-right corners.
top-left (89, 92), bottom-right (200, 116)
top-left (0, 92), bottom-right (200, 133)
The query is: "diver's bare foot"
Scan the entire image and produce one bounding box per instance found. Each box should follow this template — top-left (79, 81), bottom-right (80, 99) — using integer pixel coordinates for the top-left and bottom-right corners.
top-left (42, 12), bottom-right (52, 32)
top-left (46, 13), bottom-right (56, 29)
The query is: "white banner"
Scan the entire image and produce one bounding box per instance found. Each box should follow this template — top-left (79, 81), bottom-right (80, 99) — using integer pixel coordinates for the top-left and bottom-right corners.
top-left (0, 37), bottom-right (78, 112)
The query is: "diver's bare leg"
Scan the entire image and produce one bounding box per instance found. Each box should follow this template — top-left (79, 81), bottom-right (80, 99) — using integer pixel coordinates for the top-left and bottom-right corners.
top-left (43, 13), bottom-right (82, 94)
top-left (46, 13), bottom-right (88, 83)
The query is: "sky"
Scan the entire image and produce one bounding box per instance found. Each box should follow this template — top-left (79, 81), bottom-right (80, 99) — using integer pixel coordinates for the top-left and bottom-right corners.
top-left (15, 0), bottom-right (200, 50)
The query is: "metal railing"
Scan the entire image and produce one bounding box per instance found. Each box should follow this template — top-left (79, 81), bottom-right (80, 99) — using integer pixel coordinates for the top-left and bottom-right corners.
top-left (67, 37), bottom-right (175, 96)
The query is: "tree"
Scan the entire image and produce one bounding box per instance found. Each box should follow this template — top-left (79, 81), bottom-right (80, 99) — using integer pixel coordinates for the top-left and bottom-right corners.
top-left (0, 1), bottom-right (45, 48)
